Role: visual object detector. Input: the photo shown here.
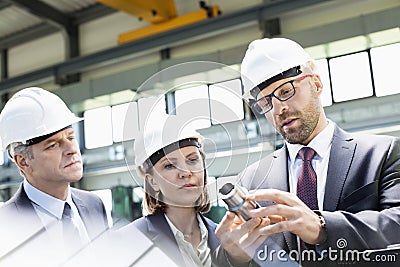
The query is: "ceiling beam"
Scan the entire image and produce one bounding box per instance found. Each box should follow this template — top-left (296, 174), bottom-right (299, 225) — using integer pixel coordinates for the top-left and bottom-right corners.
top-left (72, 3), bottom-right (116, 24)
top-left (0, 23), bottom-right (58, 50)
top-left (0, 0), bottom-right (332, 92)
top-left (0, 0), bottom-right (11, 10)
top-left (0, 4), bottom-right (117, 49)
top-left (5, 0), bottom-right (71, 29)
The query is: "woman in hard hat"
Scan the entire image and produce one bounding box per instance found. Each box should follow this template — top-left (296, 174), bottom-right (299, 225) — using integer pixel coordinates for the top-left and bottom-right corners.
top-left (118, 118), bottom-right (221, 267)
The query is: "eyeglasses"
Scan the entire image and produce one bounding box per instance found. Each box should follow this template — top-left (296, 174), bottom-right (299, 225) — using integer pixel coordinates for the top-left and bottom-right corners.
top-left (251, 74), bottom-right (314, 114)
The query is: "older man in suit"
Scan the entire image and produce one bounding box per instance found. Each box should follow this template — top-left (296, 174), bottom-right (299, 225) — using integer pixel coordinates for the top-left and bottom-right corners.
top-left (0, 87), bottom-right (109, 266)
top-left (215, 38), bottom-right (400, 266)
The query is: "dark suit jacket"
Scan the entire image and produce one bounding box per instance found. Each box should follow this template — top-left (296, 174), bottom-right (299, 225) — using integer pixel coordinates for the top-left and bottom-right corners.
top-left (235, 125), bottom-right (400, 266)
top-left (120, 210), bottom-right (221, 267)
top-left (0, 183), bottom-right (109, 265)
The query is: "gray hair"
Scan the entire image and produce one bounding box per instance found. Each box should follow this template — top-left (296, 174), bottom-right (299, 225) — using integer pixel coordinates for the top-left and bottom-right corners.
top-left (8, 142), bottom-right (34, 178)
top-left (8, 142), bottom-right (34, 160)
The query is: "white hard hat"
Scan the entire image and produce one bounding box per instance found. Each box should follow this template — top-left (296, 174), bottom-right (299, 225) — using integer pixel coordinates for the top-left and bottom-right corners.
top-left (134, 116), bottom-right (203, 167)
top-left (0, 87), bottom-right (83, 150)
top-left (241, 38), bottom-right (313, 100)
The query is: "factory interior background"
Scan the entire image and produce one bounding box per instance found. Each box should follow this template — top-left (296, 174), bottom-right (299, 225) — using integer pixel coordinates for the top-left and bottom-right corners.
top-left (0, 0), bottom-right (399, 227)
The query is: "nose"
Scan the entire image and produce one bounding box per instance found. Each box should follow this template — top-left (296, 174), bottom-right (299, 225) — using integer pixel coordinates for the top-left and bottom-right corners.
top-left (64, 138), bottom-right (78, 156)
top-left (271, 96), bottom-right (288, 115)
top-left (179, 167), bottom-right (192, 179)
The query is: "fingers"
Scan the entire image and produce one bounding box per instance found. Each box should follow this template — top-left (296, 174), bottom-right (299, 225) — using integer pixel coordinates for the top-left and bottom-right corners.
top-left (258, 220), bottom-right (292, 236)
top-left (238, 221), bottom-right (269, 249)
top-left (216, 211), bottom-right (258, 243)
top-left (249, 203), bottom-right (304, 220)
top-left (247, 189), bottom-right (300, 206)
top-left (228, 218), bottom-right (262, 243)
top-left (268, 214), bottom-right (286, 224)
top-left (215, 211), bottom-right (236, 238)
top-left (245, 188), bottom-right (324, 244)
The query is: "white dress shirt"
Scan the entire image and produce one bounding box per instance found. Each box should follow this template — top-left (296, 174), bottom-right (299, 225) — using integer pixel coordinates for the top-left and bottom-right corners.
top-left (165, 213), bottom-right (212, 267)
top-left (286, 119), bottom-right (335, 209)
top-left (23, 179), bottom-right (90, 251)
top-left (285, 120), bottom-right (334, 259)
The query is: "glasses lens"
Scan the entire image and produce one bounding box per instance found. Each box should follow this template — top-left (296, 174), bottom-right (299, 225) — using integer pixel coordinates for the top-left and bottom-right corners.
top-left (275, 82), bottom-right (295, 101)
top-left (252, 97), bottom-right (272, 114)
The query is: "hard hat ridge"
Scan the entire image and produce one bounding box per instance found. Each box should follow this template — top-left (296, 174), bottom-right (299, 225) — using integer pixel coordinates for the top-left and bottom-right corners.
top-left (241, 38), bottom-right (313, 100)
top-left (134, 115), bottom-right (203, 168)
top-left (0, 87), bottom-right (83, 150)
top-left (148, 137), bottom-right (201, 166)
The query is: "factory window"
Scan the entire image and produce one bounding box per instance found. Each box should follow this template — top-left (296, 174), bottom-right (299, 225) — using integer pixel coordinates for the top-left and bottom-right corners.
top-left (371, 43), bottom-right (400, 97)
top-left (112, 102), bottom-right (139, 142)
top-left (84, 106), bottom-right (113, 149)
top-left (315, 59), bottom-right (332, 107)
top-left (209, 79), bottom-right (244, 124)
top-left (175, 85), bottom-right (211, 130)
top-left (137, 96), bottom-right (167, 131)
top-left (133, 187), bottom-right (144, 202)
top-left (330, 52), bottom-right (373, 102)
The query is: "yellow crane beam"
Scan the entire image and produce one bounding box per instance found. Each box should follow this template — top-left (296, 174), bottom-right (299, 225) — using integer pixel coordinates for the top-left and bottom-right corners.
top-left (97, 0), bottom-right (177, 23)
top-left (118, 5), bottom-right (220, 44)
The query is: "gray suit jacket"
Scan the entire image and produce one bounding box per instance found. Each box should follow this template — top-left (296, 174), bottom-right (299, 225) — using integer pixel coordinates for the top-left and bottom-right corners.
top-left (237, 125), bottom-right (400, 266)
top-left (126, 210), bottom-right (221, 266)
top-left (0, 184), bottom-right (109, 265)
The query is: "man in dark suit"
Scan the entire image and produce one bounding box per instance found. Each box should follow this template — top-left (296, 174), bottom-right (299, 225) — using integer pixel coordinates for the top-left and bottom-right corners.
top-left (0, 87), bottom-right (109, 266)
top-left (215, 38), bottom-right (400, 266)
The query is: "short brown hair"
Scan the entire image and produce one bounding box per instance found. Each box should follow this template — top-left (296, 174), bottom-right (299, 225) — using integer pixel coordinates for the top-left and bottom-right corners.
top-left (138, 149), bottom-right (210, 216)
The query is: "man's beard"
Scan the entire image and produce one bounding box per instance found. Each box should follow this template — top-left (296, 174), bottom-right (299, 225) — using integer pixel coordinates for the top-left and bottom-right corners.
top-left (277, 95), bottom-right (320, 144)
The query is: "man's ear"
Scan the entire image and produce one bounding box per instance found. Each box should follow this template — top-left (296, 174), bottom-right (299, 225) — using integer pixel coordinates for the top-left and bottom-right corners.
top-left (312, 74), bottom-right (323, 93)
top-left (14, 154), bottom-right (31, 174)
top-left (145, 174), bottom-right (160, 191)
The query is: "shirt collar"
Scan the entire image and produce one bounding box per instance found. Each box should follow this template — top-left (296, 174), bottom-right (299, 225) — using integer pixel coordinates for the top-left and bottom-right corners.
top-left (286, 119), bottom-right (335, 161)
top-left (23, 179), bottom-right (73, 220)
top-left (165, 213), bottom-right (207, 241)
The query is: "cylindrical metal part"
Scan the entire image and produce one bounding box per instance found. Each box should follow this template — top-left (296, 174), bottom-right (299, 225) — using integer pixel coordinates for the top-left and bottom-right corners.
top-left (219, 182), bottom-right (260, 222)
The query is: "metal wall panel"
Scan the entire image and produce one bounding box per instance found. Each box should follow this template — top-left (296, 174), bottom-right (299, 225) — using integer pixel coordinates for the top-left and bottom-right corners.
top-left (38, 0), bottom-right (96, 13)
top-left (0, 6), bottom-right (41, 36)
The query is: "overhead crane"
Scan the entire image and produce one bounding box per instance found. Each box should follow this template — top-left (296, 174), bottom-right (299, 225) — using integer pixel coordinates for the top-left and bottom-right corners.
top-left (97, 0), bottom-right (221, 44)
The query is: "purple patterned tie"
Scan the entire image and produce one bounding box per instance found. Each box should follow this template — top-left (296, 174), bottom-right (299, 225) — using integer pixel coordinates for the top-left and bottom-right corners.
top-left (297, 147), bottom-right (319, 210)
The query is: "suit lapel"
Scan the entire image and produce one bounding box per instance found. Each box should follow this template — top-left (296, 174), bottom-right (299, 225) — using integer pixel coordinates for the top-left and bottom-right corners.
top-left (146, 213), bottom-right (220, 265)
top-left (260, 147), bottom-right (297, 252)
top-left (15, 184), bottom-right (42, 221)
top-left (324, 126), bottom-right (356, 211)
top-left (145, 212), bottom-right (184, 265)
top-left (268, 148), bottom-right (290, 191)
top-left (200, 215), bottom-right (219, 251)
top-left (6, 185), bottom-right (51, 254)
top-left (71, 191), bottom-right (98, 240)
top-left (71, 192), bottom-right (88, 222)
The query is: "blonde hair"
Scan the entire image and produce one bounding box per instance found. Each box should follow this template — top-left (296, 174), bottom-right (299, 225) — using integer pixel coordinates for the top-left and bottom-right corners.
top-left (138, 149), bottom-right (210, 216)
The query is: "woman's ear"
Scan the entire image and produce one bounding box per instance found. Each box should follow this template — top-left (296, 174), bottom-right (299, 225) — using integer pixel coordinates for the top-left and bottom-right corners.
top-left (145, 174), bottom-right (160, 191)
